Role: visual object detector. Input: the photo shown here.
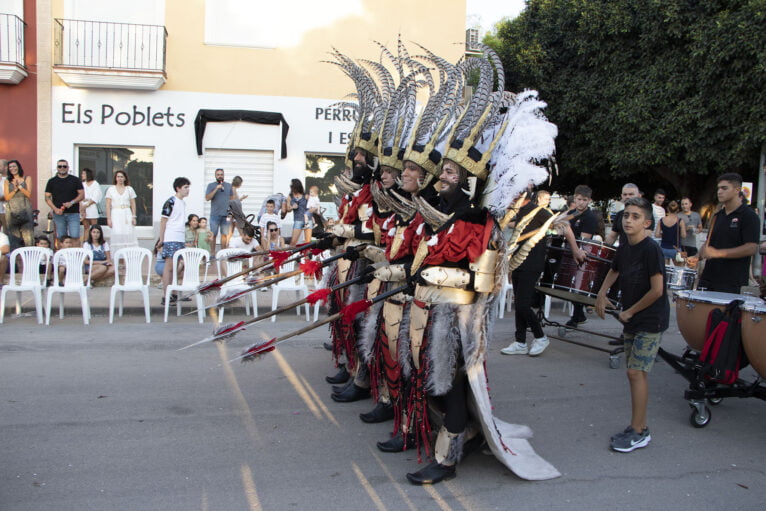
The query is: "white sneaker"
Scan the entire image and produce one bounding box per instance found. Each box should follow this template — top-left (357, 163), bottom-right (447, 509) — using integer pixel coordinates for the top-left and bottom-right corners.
top-left (528, 336), bottom-right (550, 356)
top-left (501, 342), bottom-right (528, 355)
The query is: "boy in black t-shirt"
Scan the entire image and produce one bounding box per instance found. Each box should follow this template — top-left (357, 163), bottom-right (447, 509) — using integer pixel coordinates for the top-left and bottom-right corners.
top-left (596, 197), bottom-right (669, 453)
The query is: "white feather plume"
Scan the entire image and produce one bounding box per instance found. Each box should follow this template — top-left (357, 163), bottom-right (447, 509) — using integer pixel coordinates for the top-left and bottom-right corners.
top-left (484, 90), bottom-right (558, 217)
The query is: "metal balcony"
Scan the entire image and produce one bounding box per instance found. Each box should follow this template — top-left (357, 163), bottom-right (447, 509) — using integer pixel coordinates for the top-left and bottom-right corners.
top-left (53, 18), bottom-right (167, 90)
top-left (0, 13), bottom-right (27, 84)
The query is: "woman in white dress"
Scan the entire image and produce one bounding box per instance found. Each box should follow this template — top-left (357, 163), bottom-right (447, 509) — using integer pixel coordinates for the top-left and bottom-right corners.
top-left (80, 168), bottom-right (102, 243)
top-left (105, 170), bottom-right (138, 252)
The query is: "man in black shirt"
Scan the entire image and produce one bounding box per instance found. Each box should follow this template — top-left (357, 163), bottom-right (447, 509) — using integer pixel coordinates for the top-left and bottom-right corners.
top-left (565, 185), bottom-right (598, 328)
top-left (605, 183), bottom-right (655, 246)
top-left (699, 173), bottom-right (760, 293)
top-left (45, 159), bottom-right (84, 247)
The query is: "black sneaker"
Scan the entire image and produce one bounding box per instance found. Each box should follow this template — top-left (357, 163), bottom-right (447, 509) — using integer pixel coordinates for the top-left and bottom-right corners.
top-left (611, 427), bottom-right (650, 452)
top-left (610, 426), bottom-right (634, 442)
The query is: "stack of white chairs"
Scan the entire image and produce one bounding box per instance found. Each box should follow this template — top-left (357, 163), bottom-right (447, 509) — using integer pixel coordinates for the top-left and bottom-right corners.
top-left (46, 248), bottom-right (92, 325)
top-left (164, 248), bottom-right (209, 323)
top-left (109, 247), bottom-right (152, 323)
top-left (216, 248), bottom-right (259, 322)
top-left (0, 247), bottom-right (53, 324)
top-left (271, 259), bottom-right (310, 322)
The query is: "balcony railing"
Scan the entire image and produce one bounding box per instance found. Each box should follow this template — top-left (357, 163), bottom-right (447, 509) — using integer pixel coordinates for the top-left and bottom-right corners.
top-left (54, 19), bottom-right (167, 72)
top-left (0, 13), bottom-right (25, 67)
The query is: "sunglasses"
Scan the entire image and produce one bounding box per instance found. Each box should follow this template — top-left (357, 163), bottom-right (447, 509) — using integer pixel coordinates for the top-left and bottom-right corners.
top-left (269, 228), bottom-right (279, 232)
top-left (57, 164), bottom-right (68, 168)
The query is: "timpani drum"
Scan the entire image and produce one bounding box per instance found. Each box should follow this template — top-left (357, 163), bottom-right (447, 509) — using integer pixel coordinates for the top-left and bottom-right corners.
top-left (537, 236), bottom-right (619, 306)
top-left (665, 266), bottom-right (697, 291)
top-left (674, 290), bottom-right (765, 351)
top-left (740, 303), bottom-right (766, 378)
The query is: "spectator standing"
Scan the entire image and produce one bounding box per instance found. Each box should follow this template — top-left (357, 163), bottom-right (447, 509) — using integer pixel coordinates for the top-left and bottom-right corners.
top-left (282, 178), bottom-right (308, 246)
top-left (655, 200), bottom-right (686, 263)
top-left (205, 168), bottom-right (235, 253)
top-left (4, 160), bottom-right (35, 248)
top-left (606, 183), bottom-right (655, 245)
top-left (227, 175), bottom-right (248, 240)
top-left (82, 225), bottom-right (114, 284)
top-left (651, 189), bottom-right (666, 227)
top-left (105, 170), bottom-right (139, 252)
top-left (80, 168), bottom-right (102, 243)
top-left (45, 159), bottom-right (84, 246)
top-left (157, 177), bottom-right (191, 305)
top-left (699, 173), bottom-right (760, 293)
top-left (678, 197), bottom-right (702, 256)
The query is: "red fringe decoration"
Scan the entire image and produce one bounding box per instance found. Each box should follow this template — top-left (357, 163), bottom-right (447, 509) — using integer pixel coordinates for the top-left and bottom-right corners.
top-left (306, 288), bottom-right (331, 305)
top-left (299, 260), bottom-right (323, 279)
top-left (269, 250), bottom-right (290, 272)
top-left (215, 321), bottom-right (246, 337)
top-left (241, 337), bottom-right (277, 361)
top-left (340, 299), bottom-right (372, 325)
top-left (310, 248), bottom-right (324, 256)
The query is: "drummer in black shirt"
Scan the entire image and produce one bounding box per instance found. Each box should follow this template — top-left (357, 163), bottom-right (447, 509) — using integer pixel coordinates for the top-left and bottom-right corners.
top-left (699, 173), bottom-right (760, 294)
top-left (565, 185), bottom-right (599, 328)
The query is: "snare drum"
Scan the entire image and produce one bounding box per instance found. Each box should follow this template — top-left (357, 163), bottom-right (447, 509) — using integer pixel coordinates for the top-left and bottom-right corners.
top-left (665, 266), bottom-right (697, 290)
top-left (537, 236), bottom-right (618, 306)
top-left (740, 303), bottom-right (766, 379)
top-left (674, 290), bottom-right (764, 351)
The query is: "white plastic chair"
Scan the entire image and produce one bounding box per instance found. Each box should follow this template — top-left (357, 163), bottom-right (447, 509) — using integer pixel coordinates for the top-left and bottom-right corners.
top-left (46, 248), bottom-right (92, 325)
top-left (0, 247), bottom-right (53, 324)
top-left (271, 259), bottom-right (310, 322)
top-left (215, 248), bottom-right (259, 322)
top-left (497, 277), bottom-right (513, 319)
top-left (109, 247), bottom-right (152, 323)
top-left (164, 248), bottom-right (209, 323)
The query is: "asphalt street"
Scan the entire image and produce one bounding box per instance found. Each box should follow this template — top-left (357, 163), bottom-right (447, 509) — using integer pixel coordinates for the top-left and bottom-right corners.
top-left (1, 296), bottom-right (765, 510)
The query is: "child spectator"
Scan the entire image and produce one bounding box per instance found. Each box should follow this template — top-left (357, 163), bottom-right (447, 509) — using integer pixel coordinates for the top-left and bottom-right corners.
top-left (0, 230), bottom-right (9, 285)
top-left (157, 177), bottom-right (191, 305)
top-left (305, 185), bottom-right (321, 241)
top-left (596, 197), bottom-right (669, 453)
top-left (196, 217), bottom-right (214, 256)
top-left (83, 224), bottom-right (114, 284)
top-left (56, 235), bottom-right (76, 283)
top-left (185, 214), bottom-right (200, 247)
top-left (35, 236), bottom-right (53, 285)
top-left (259, 199), bottom-right (282, 237)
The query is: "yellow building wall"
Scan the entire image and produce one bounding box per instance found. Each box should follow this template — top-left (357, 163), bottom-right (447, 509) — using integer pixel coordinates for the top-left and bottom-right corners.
top-left (52, 0), bottom-right (467, 99)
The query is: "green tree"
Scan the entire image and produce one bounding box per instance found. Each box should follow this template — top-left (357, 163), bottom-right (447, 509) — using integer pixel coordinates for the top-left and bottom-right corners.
top-left (488, 0), bottom-right (766, 206)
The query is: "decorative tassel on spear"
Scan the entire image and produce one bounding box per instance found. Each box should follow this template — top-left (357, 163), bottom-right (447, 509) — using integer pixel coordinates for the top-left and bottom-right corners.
top-left (229, 282), bottom-right (411, 363)
top-left (177, 267), bottom-right (377, 350)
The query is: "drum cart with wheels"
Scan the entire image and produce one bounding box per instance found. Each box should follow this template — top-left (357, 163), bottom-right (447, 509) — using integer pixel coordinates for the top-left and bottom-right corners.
top-left (537, 310), bottom-right (625, 369)
top-left (658, 291), bottom-right (766, 428)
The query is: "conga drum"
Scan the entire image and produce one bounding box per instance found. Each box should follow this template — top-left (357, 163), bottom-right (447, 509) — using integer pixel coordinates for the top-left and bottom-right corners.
top-left (740, 303), bottom-right (766, 378)
top-left (537, 236), bottom-right (618, 306)
top-left (674, 291), bottom-right (765, 351)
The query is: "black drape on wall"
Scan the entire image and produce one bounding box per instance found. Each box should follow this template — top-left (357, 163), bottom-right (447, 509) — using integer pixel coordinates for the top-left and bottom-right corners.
top-left (194, 109), bottom-right (289, 158)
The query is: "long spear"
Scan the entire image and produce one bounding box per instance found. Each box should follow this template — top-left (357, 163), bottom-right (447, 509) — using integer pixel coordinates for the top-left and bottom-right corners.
top-left (231, 283), bottom-right (411, 362)
top-left (178, 269), bottom-right (375, 350)
top-left (185, 244), bottom-right (368, 312)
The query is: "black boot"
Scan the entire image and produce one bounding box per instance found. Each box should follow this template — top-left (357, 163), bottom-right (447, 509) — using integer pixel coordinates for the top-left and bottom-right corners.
top-left (330, 384), bottom-right (370, 403)
top-left (406, 461), bottom-right (456, 485)
top-left (332, 379), bottom-right (354, 394)
top-left (359, 402), bottom-right (394, 423)
top-left (323, 342), bottom-right (333, 351)
top-left (377, 432), bottom-right (415, 453)
top-left (325, 365), bottom-right (349, 384)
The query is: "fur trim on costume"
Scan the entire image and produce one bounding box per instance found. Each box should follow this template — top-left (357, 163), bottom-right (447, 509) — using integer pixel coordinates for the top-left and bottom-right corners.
top-left (398, 301), bottom-right (413, 380)
top-left (426, 303), bottom-right (460, 396)
top-left (359, 299), bottom-right (384, 364)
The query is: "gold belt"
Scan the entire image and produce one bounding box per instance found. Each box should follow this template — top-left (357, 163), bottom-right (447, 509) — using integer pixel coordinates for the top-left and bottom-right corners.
top-left (414, 284), bottom-right (476, 305)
